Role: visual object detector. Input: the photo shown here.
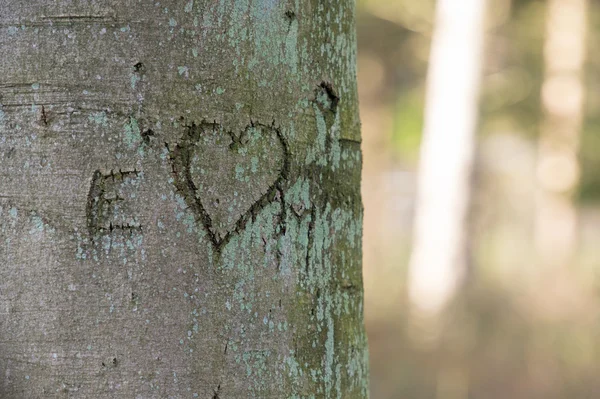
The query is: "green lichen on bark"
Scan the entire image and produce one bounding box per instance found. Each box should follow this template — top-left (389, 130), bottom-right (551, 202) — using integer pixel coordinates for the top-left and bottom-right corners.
top-left (0, 0), bottom-right (368, 397)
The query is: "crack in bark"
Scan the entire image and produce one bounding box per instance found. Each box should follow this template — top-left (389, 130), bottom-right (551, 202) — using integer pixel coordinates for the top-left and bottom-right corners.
top-left (40, 14), bottom-right (116, 22)
top-left (338, 137), bottom-right (362, 145)
top-left (316, 81), bottom-right (340, 113)
top-left (40, 105), bottom-right (48, 125)
top-left (305, 207), bottom-right (317, 276)
top-left (212, 384), bottom-right (221, 399)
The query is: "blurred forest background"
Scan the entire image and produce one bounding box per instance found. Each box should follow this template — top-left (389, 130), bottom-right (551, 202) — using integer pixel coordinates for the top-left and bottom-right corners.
top-left (357, 0), bottom-right (600, 398)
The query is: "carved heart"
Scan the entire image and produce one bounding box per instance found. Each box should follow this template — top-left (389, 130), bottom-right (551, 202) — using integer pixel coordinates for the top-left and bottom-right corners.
top-left (170, 122), bottom-right (287, 248)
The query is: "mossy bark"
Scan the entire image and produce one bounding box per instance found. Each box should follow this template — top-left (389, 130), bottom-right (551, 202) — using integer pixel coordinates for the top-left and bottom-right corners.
top-left (0, 1), bottom-right (368, 397)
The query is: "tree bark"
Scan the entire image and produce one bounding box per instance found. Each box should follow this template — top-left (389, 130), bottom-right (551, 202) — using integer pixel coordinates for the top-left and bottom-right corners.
top-left (0, 1), bottom-right (368, 397)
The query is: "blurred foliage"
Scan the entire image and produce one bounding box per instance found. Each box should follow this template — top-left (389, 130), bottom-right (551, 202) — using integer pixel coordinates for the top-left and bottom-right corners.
top-left (357, 0), bottom-right (547, 163)
top-left (581, 4), bottom-right (600, 201)
top-left (481, 0), bottom-right (545, 138)
top-left (357, 0), bottom-right (431, 163)
top-left (391, 90), bottom-right (425, 163)
top-left (359, 0), bottom-right (600, 398)
top-left (358, 0), bottom-right (600, 201)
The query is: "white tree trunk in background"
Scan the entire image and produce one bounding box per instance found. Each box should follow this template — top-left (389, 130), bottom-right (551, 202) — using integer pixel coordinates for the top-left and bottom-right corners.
top-left (535, 0), bottom-right (588, 269)
top-left (407, 0), bottom-right (486, 328)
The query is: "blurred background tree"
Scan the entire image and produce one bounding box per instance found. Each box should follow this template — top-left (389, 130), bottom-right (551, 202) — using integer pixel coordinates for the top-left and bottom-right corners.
top-left (535, 0), bottom-right (587, 271)
top-left (359, 0), bottom-right (600, 398)
top-left (407, 0), bottom-right (486, 346)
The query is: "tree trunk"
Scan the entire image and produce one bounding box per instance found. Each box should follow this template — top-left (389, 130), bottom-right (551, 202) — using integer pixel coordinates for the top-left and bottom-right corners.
top-left (407, 0), bottom-right (486, 326)
top-left (0, 1), bottom-right (368, 398)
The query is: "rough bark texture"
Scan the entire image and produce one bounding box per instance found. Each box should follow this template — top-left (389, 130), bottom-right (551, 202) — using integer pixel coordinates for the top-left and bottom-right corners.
top-left (0, 1), bottom-right (368, 398)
